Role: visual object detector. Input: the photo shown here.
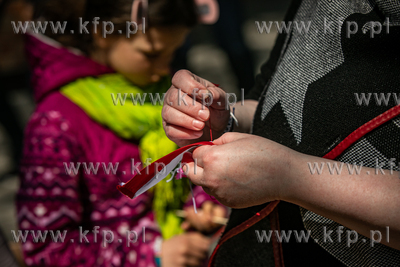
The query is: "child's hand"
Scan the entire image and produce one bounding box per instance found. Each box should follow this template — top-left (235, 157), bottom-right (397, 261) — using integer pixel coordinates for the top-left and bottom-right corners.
top-left (161, 233), bottom-right (211, 267)
top-left (181, 201), bottom-right (227, 234)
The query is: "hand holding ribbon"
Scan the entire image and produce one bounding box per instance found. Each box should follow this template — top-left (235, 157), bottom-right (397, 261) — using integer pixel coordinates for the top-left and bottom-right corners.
top-left (162, 70), bottom-right (231, 147)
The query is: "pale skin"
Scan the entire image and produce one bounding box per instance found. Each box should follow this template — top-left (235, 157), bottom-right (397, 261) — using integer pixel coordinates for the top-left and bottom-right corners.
top-left (92, 29), bottom-right (226, 266)
top-left (162, 70), bottom-right (400, 251)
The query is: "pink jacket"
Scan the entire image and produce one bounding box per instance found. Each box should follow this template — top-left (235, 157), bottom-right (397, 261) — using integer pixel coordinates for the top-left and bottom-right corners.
top-left (17, 35), bottom-right (215, 267)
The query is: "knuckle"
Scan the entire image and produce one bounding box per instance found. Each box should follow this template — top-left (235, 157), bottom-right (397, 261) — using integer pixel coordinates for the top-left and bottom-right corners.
top-left (192, 148), bottom-right (199, 159)
top-left (161, 106), bottom-right (170, 121)
top-left (164, 91), bottom-right (172, 104)
top-left (203, 150), bottom-right (218, 165)
top-left (171, 72), bottom-right (180, 85)
top-left (223, 132), bottom-right (237, 141)
top-left (164, 126), bottom-right (173, 139)
top-left (167, 89), bottom-right (177, 104)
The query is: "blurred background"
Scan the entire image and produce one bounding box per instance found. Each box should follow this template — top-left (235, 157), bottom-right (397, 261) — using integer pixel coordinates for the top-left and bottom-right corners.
top-left (0, 0), bottom-right (290, 264)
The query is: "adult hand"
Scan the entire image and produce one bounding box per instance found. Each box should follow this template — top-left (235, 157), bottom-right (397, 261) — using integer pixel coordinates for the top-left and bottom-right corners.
top-left (181, 201), bottom-right (227, 234)
top-left (162, 70), bottom-right (231, 147)
top-left (161, 232), bottom-right (211, 267)
top-left (184, 133), bottom-right (296, 208)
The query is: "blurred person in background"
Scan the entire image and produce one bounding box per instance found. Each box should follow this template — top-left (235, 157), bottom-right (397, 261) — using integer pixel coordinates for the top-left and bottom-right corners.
top-left (0, 228), bottom-right (20, 267)
top-left (0, 0), bottom-right (33, 179)
top-left (172, 0), bottom-right (255, 97)
top-left (0, 1), bottom-right (33, 264)
top-left (16, 0), bottom-right (226, 266)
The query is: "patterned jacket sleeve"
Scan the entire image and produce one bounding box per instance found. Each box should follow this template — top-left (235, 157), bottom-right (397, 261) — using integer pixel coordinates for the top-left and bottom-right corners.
top-left (16, 111), bottom-right (160, 267)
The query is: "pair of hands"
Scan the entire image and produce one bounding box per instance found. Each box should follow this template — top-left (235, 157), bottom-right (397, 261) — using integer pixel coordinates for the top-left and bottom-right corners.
top-left (162, 70), bottom-right (296, 209)
top-left (161, 70), bottom-right (400, 252)
top-left (161, 201), bottom-right (226, 267)
top-left (160, 70), bottom-right (298, 266)
top-left (161, 70), bottom-right (234, 267)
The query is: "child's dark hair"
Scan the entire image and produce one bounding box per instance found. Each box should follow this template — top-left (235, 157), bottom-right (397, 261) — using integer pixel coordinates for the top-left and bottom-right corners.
top-left (33, 0), bottom-right (198, 53)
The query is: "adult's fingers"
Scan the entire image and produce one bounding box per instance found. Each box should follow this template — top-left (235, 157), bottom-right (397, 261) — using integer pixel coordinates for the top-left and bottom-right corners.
top-left (172, 70), bottom-right (210, 94)
top-left (191, 145), bottom-right (215, 168)
top-left (184, 163), bottom-right (216, 199)
top-left (183, 162), bottom-right (205, 186)
top-left (163, 121), bottom-right (203, 141)
top-left (164, 87), bottom-right (211, 122)
top-left (213, 132), bottom-right (250, 146)
top-left (171, 70), bottom-right (229, 112)
top-left (162, 104), bottom-right (206, 131)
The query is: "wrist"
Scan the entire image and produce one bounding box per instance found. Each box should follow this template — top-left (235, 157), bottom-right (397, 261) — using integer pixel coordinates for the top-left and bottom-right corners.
top-left (235, 100), bottom-right (258, 133)
top-left (276, 147), bottom-right (303, 202)
top-left (280, 149), bottom-right (312, 204)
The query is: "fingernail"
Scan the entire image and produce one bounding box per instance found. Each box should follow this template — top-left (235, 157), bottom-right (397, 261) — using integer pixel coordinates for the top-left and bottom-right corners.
top-left (193, 120), bottom-right (204, 130)
top-left (198, 109), bottom-right (210, 121)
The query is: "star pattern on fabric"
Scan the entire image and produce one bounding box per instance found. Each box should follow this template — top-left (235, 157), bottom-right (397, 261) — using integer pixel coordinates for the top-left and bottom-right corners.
top-left (261, 0), bottom-right (373, 144)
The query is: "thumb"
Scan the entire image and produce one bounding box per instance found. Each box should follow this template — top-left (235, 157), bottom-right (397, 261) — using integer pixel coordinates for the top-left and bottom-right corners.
top-left (213, 132), bottom-right (249, 146)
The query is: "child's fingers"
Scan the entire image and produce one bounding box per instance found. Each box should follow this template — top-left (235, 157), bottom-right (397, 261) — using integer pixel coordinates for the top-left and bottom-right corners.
top-left (212, 204), bottom-right (226, 219)
top-left (181, 208), bottom-right (203, 231)
top-left (188, 233), bottom-right (211, 253)
top-left (181, 220), bottom-right (191, 231)
top-left (184, 256), bottom-right (204, 267)
top-left (201, 201), bottom-right (214, 223)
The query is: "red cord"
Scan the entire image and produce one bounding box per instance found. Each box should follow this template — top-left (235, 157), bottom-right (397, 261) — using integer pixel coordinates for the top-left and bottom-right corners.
top-left (209, 114), bottom-right (213, 141)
